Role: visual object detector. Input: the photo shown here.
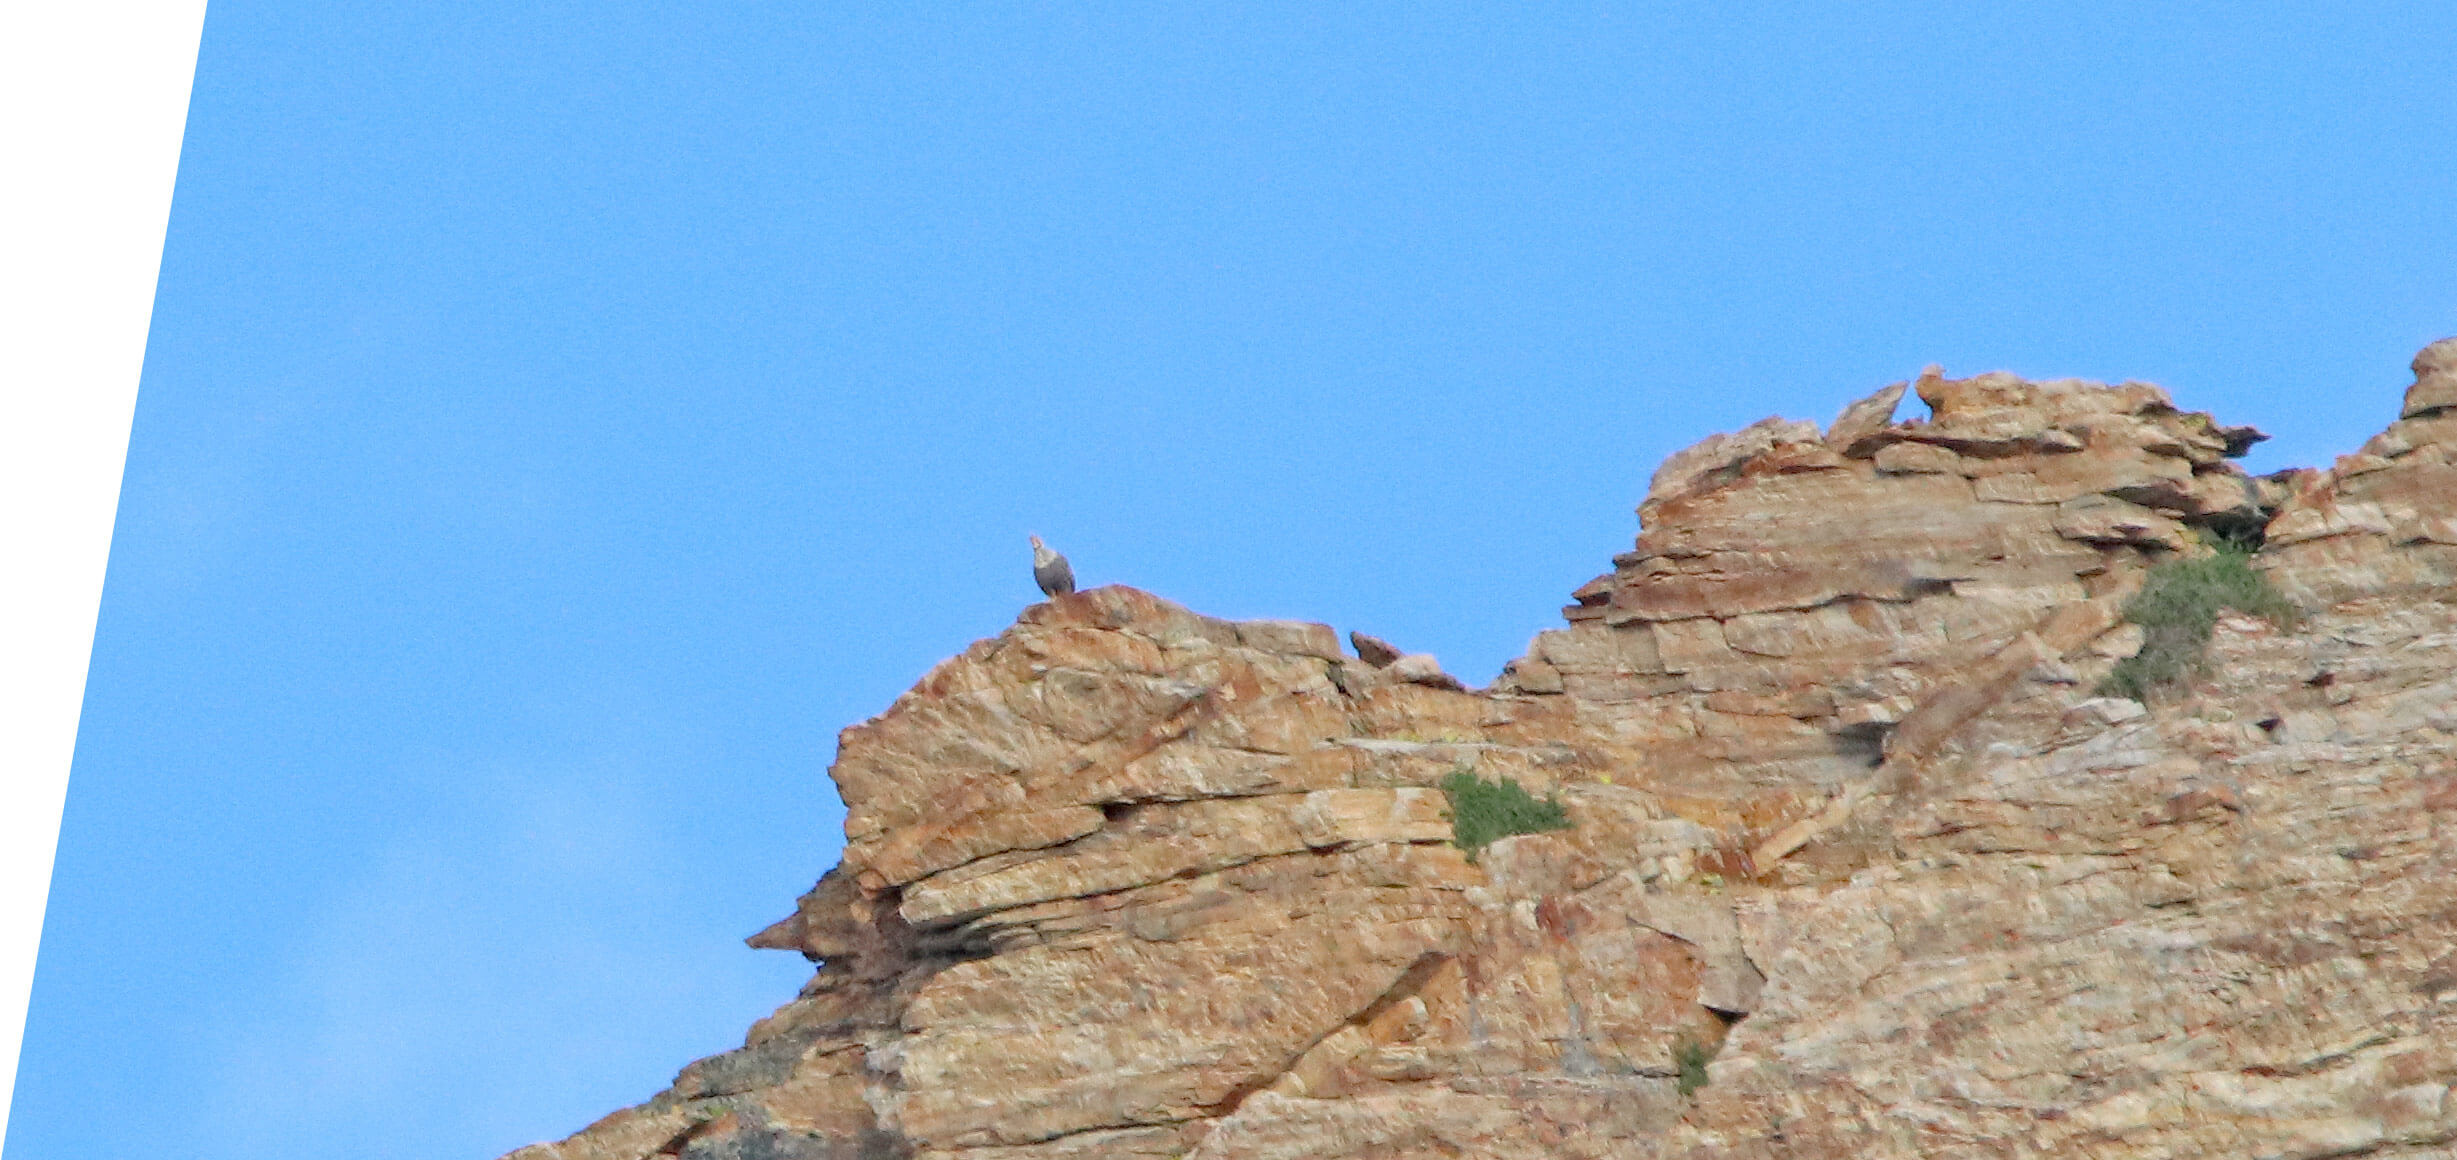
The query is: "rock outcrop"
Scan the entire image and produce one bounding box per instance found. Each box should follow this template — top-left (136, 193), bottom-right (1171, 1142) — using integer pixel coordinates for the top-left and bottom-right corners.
top-left (2263, 338), bottom-right (2457, 607)
top-left (507, 347), bottom-right (2457, 1160)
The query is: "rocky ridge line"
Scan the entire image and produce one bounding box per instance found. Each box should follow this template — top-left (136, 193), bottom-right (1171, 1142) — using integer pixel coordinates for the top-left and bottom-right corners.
top-left (509, 341), bottom-right (2457, 1160)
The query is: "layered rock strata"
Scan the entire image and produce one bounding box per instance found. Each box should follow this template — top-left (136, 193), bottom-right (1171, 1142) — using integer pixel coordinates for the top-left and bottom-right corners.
top-left (2263, 337), bottom-right (2457, 606)
top-left (1521, 366), bottom-right (2275, 795)
top-left (508, 348), bottom-right (2457, 1160)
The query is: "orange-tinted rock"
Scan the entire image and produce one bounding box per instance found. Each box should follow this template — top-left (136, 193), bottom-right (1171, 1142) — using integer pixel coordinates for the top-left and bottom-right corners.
top-left (2261, 344), bottom-right (2457, 607)
top-left (506, 345), bottom-right (2457, 1160)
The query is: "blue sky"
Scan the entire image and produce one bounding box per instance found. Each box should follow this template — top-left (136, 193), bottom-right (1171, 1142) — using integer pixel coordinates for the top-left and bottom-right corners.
top-left (17, 5), bottom-right (2457, 1158)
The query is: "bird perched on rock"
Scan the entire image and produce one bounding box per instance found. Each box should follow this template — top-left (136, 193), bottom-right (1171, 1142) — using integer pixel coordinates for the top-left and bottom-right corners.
top-left (1029, 535), bottom-right (1075, 598)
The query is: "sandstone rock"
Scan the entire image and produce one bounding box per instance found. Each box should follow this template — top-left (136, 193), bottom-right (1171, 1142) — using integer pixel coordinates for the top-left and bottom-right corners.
top-left (1347, 630), bottom-right (1402, 667)
top-left (2050, 494), bottom-right (2188, 549)
top-left (1542, 367), bottom-right (2270, 796)
top-left (1386, 653), bottom-right (1466, 691)
top-left (2405, 335), bottom-right (2457, 417)
top-left (1494, 655), bottom-right (1565, 695)
top-left (1645, 415), bottom-right (1820, 508)
top-left (2066, 695), bottom-right (2147, 725)
top-left (509, 351), bottom-right (2457, 1160)
top-left (1235, 619), bottom-right (1343, 660)
top-left (1823, 379), bottom-right (1907, 454)
top-left (1871, 439), bottom-right (1962, 474)
top-left (2089, 621), bottom-right (2146, 659)
top-left (2263, 339), bottom-right (2457, 606)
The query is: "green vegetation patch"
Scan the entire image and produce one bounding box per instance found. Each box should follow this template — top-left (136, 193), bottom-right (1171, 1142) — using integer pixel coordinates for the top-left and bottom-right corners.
top-left (1439, 768), bottom-right (1572, 861)
top-left (1674, 1036), bottom-right (1717, 1097)
top-left (2099, 542), bottom-right (2298, 701)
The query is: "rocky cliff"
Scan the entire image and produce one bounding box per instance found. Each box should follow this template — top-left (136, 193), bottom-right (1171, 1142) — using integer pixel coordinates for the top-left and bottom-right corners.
top-left (507, 343), bottom-right (2457, 1160)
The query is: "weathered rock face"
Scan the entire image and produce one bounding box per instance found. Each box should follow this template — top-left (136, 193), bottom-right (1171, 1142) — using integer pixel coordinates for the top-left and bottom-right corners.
top-left (507, 348), bottom-right (2457, 1160)
top-left (2263, 338), bottom-right (2457, 607)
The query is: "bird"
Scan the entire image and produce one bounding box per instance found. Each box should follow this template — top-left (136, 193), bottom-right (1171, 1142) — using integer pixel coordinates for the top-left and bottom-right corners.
top-left (1029, 535), bottom-right (1075, 598)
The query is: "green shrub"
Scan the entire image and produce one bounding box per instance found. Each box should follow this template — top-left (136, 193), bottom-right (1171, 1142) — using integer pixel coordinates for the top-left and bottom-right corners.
top-left (1438, 768), bottom-right (1571, 861)
top-left (2098, 542), bottom-right (2298, 701)
top-left (1674, 1036), bottom-right (1716, 1097)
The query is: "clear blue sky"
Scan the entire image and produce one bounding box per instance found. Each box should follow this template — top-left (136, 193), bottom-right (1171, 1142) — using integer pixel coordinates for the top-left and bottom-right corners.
top-left (17, 5), bottom-right (2457, 1158)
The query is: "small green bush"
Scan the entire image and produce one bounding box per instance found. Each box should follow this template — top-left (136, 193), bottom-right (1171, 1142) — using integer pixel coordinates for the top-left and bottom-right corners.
top-left (2098, 542), bottom-right (2298, 701)
top-left (1673, 1036), bottom-right (1716, 1097)
top-left (1438, 768), bottom-right (1571, 861)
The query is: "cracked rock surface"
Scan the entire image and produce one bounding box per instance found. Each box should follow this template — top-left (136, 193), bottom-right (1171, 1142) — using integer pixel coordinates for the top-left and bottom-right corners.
top-left (506, 349), bottom-right (2457, 1160)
